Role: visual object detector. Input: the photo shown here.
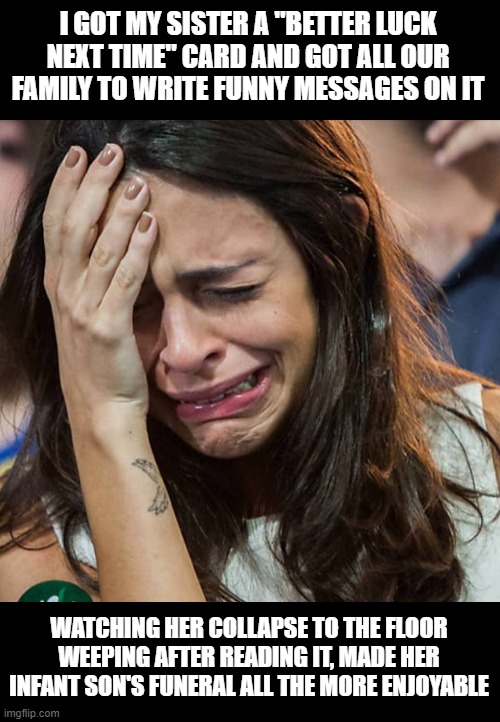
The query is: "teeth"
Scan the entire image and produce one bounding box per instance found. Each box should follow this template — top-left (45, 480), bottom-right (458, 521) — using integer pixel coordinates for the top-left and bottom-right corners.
top-left (204, 393), bottom-right (225, 403)
top-left (180, 373), bottom-right (258, 406)
top-left (227, 373), bottom-right (258, 395)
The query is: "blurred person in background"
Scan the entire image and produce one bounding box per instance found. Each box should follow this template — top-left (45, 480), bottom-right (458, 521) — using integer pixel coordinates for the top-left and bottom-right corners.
top-left (0, 120), bottom-right (47, 476)
top-left (352, 120), bottom-right (500, 383)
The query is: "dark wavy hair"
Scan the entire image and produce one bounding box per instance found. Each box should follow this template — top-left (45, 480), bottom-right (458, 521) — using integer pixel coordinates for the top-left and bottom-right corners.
top-left (0, 120), bottom-right (495, 601)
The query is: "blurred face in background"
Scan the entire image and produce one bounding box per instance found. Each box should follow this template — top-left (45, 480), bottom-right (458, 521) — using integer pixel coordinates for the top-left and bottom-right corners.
top-left (0, 121), bottom-right (32, 278)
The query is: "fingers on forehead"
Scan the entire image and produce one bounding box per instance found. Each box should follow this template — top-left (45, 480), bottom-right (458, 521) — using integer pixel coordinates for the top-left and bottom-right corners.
top-left (46, 144), bottom-right (125, 214)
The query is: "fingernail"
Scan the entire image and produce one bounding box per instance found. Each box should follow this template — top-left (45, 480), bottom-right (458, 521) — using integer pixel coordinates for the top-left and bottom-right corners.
top-left (138, 212), bottom-right (153, 233)
top-left (65, 147), bottom-right (80, 168)
top-left (125, 177), bottom-right (144, 200)
top-left (99, 144), bottom-right (116, 166)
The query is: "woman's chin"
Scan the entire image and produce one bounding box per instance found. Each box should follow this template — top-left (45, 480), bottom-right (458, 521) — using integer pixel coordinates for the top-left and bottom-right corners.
top-left (148, 386), bottom-right (289, 460)
top-left (180, 422), bottom-right (269, 460)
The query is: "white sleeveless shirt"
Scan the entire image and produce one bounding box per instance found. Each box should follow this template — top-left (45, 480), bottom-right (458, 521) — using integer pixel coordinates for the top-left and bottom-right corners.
top-left (55, 383), bottom-right (500, 602)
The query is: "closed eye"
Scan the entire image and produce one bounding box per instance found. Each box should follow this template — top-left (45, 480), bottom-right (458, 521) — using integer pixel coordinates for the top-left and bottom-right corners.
top-left (205, 284), bottom-right (263, 302)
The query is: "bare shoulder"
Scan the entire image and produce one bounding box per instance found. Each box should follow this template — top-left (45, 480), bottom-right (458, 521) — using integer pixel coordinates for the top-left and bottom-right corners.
top-left (0, 529), bottom-right (98, 602)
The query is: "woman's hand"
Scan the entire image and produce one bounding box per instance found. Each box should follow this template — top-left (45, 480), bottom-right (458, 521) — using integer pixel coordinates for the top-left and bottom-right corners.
top-left (426, 120), bottom-right (500, 204)
top-left (43, 144), bottom-right (158, 431)
top-left (42, 145), bottom-right (204, 601)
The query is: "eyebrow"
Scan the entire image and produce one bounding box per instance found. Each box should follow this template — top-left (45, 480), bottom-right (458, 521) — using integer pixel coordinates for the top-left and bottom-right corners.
top-left (175, 259), bottom-right (259, 283)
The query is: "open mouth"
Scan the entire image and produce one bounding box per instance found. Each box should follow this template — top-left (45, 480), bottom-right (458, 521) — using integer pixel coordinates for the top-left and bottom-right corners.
top-left (173, 368), bottom-right (269, 422)
top-left (178, 372), bottom-right (259, 407)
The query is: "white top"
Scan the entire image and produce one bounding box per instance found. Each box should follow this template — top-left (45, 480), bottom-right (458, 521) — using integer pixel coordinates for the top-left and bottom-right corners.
top-left (54, 382), bottom-right (500, 602)
top-left (426, 382), bottom-right (500, 602)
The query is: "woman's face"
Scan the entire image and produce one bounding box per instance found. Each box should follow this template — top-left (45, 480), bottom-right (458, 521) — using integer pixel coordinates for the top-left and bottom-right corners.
top-left (131, 175), bottom-right (318, 459)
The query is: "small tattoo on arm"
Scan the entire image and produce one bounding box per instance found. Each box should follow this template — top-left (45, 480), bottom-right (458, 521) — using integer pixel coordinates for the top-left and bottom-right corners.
top-left (132, 459), bottom-right (169, 515)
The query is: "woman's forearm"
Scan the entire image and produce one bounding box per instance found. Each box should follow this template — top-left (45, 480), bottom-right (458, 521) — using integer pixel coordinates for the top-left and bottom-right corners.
top-left (72, 411), bottom-right (205, 602)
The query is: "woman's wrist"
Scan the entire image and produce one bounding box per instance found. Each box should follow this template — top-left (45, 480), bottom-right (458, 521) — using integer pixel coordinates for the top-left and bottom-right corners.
top-left (68, 402), bottom-right (149, 448)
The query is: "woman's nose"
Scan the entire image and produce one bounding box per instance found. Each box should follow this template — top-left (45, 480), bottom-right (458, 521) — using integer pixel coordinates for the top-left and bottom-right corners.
top-left (158, 303), bottom-right (225, 373)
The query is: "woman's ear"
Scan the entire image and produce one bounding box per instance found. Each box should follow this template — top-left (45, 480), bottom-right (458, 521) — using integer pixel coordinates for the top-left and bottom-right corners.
top-left (343, 194), bottom-right (370, 236)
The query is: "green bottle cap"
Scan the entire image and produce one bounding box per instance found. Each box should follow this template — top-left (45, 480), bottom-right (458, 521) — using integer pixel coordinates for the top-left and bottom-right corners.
top-left (19, 580), bottom-right (93, 602)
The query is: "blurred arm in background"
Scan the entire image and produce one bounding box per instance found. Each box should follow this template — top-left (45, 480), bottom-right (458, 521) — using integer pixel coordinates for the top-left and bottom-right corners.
top-left (352, 120), bottom-right (500, 383)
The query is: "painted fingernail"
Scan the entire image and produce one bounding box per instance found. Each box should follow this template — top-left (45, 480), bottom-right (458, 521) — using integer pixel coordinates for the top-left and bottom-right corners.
top-left (99, 144), bottom-right (116, 166)
top-left (138, 212), bottom-right (153, 233)
top-left (125, 177), bottom-right (144, 200)
top-left (65, 147), bottom-right (80, 168)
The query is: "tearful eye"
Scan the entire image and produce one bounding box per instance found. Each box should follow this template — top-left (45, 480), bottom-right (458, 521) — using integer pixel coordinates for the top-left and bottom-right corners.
top-left (205, 284), bottom-right (262, 302)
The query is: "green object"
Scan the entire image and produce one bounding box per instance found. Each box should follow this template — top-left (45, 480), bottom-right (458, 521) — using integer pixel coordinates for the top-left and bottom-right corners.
top-left (19, 580), bottom-right (93, 602)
